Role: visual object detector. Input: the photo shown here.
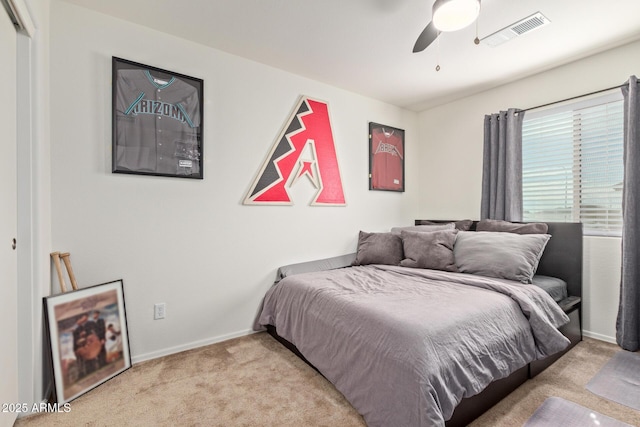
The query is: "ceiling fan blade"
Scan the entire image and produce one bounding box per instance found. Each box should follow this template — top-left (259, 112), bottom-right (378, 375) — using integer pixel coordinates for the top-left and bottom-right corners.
top-left (413, 21), bottom-right (439, 53)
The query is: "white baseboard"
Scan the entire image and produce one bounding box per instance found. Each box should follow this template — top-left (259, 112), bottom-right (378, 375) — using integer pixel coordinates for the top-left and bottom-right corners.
top-left (583, 330), bottom-right (616, 344)
top-left (131, 329), bottom-right (256, 364)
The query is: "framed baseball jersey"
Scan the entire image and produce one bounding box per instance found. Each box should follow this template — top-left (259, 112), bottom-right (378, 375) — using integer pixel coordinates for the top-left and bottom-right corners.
top-left (112, 57), bottom-right (204, 179)
top-left (369, 122), bottom-right (405, 192)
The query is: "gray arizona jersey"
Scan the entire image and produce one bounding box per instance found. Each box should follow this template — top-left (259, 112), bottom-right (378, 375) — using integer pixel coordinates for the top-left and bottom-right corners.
top-left (115, 69), bottom-right (201, 176)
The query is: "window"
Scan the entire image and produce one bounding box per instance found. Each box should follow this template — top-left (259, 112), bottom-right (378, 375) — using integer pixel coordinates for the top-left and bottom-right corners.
top-left (522, 92), bottom-right (624, 236)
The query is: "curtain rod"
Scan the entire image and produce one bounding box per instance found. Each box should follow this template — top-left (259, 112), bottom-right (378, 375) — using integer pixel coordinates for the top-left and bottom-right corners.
top-left (521, 82), bottom-right (629, 113)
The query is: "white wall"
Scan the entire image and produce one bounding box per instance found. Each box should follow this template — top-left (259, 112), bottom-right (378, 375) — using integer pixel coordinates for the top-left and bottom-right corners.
top-left (48, 1), bottom-right (419, 363)
top-left (417, 39), bottom-right (640, 342)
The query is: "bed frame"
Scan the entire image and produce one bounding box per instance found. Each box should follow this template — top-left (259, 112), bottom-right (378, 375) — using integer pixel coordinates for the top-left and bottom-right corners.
top-left (267, 220), bottom-right (583, 427)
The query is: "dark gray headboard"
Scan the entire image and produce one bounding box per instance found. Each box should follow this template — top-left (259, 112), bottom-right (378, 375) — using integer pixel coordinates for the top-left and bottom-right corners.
top-left (415, 220), bottom-right (583, 299)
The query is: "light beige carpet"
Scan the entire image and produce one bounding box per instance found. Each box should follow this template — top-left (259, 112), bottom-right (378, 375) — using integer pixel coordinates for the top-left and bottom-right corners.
top-left (15, 334), bottom-right (640, 427)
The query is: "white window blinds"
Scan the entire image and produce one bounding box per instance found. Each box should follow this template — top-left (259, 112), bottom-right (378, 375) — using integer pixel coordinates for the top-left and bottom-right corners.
top-left (522, 92), bottom-right (624, 236)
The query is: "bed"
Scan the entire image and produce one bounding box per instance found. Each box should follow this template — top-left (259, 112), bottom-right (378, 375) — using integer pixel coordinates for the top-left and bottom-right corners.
top-left (254, 220), bottom-right (582, 427)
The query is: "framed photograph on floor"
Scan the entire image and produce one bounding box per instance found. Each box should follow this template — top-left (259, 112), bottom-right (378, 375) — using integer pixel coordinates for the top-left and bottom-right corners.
top-left (112, 57), bottom-right (204, 179)
top-left (369, 122), bottom-right (405, 192)
top-left (44, 279), bottom-right (131, 404)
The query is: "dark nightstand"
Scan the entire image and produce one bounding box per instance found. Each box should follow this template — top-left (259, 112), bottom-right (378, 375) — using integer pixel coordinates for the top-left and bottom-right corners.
top-left (559, 296), bottom-right (581, 313)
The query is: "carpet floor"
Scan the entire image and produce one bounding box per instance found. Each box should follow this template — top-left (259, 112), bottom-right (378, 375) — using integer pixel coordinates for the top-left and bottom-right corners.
top-left (15, 334), bottom-right (640, 427)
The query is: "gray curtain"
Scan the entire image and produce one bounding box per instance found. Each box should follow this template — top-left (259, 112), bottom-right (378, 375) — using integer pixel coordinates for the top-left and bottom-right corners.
top-left (480, 108), bottom-right (524, 221)
top-left (617, 75), bottom-right (640, 352)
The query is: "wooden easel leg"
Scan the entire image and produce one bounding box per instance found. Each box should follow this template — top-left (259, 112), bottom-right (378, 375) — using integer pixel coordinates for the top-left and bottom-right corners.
top-left (60, 252), bottom-right (78, 291)
top-left (50, 252), bottom-right (67, 293)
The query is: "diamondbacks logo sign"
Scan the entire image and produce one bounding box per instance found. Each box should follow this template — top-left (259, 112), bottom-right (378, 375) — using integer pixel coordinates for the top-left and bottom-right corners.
top-left (244, 96), bottom-right (346, 206)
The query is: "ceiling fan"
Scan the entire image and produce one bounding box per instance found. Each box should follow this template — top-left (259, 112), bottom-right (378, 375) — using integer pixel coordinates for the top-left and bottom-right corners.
top-left (413, 0), bottom-right (481, 53)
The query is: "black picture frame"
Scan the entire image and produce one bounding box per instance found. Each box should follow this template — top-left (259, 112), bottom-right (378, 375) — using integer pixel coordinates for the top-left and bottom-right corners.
top-left (112, 57), bottom-right (204, 179)
top-left (43, 279), bottom-right (131, 404)
top-left (369, 122), bottom-right (405, 192)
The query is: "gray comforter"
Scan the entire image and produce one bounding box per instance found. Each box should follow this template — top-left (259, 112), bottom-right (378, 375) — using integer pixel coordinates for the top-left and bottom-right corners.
top-left (254, 265), bottom-right (570, 426)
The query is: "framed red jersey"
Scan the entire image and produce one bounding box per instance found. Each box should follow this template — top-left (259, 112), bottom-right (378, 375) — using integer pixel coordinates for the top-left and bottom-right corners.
top-left (369, 122), bottom-right (405, 192)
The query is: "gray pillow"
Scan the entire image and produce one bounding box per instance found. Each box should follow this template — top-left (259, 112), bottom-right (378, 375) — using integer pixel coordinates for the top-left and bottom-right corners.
top-left (400, 229), bottom-right (458, 272)
top-left (352, 231), bottom-right (403, 266)
top-left (453, 231), bottom-right (551, 283)
top-left (476, 219), bottom-right (548, 234)
top-left (390, 223), bottom-right (455, 235)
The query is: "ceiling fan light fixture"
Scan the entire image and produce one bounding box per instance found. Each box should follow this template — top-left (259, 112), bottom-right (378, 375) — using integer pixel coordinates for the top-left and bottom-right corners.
top-left (432, 0), bottom-right (480, 32)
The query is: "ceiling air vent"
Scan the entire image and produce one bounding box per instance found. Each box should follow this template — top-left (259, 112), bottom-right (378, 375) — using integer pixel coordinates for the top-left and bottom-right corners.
top-left (481, 12), bottom-right (550, 48)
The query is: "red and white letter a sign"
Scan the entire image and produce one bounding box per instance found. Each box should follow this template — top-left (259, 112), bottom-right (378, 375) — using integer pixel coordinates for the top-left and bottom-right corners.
top-left (244, 96), bottom-right (346, 206)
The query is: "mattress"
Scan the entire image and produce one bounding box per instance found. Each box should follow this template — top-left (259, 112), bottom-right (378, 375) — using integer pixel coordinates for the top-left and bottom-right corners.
top-left (532, 275), bottom-right (568, 302)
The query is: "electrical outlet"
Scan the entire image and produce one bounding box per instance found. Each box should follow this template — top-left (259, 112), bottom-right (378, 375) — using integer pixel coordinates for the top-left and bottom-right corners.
top-left (154, 303), bottom-right (166, 320)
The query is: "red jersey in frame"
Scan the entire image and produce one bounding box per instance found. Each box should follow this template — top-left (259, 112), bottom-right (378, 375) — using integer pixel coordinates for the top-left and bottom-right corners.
top-left (369, 123), bottom-right (404, 192)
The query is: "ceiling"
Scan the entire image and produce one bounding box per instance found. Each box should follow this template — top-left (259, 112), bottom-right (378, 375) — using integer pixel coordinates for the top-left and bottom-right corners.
top-left (60, 0), bottom-right (640, 111)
